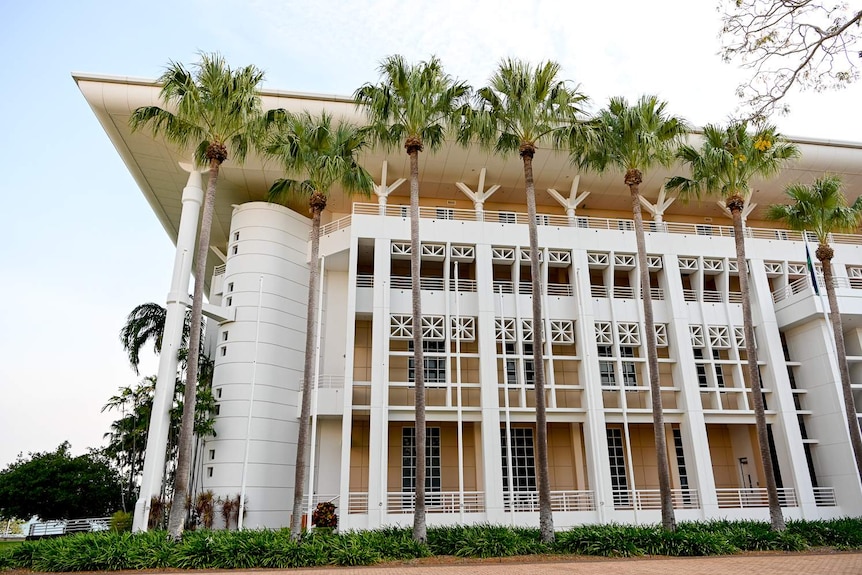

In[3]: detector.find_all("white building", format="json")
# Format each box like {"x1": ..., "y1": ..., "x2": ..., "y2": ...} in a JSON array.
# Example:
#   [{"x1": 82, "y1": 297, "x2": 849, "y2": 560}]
[{"x1": 76, "y1": 74, "x2": 862, "y2": 531}]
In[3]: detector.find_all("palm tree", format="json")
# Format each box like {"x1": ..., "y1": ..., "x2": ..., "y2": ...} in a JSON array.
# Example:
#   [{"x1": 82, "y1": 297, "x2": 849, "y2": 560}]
[
  {"x1": 576, "y1": 95, "x2": 688, "y2": 531},
  {"x1": 666, "y1": 122, "x2": 799, "y2": 531},
  {"x1": 263, "y1": 110, "x2": 373, "y2": 541},
  {"x1": 466, "y1": 59, "x2": 590, "y2": 543},
  {"x1": 767, "y1": 175, "x2": 862, "y2": 480},
  {"x1": 102, "y1": 377, "x2": 157, "y2": 509},
  {"x1": 355, "y1": 55, "x2": 470, "y2": 543},
  {"x1": 130, "y1": 53, "x2": 265, "y2": 540},
  {"x1": 120, "y1": 303, "x2": 191, "y2": 375}
]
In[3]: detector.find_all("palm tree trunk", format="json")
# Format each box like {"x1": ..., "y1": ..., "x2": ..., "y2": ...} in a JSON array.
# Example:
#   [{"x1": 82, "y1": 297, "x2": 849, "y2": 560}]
[
  {"x1": 522, "y1": 150, "x2": 553, "y2": 544},
  {"x1": 290, "y1": 196, "x2": 324, "y2": 540},
  {"x1": 627, "y1": 174, "x2": 675, "y2": 531},
  {"x1": 730, "y1": 198, "x2": 785, "y2": 531},
  {"x1": 167, "y1": 158, "x2": 220, "y2": 541},
  {"x1": 819, "y1": 247, "x2": 862, "y2": 479},
  {"x1": 408, "y1": 147, "x2": 427, "y2": 544}
]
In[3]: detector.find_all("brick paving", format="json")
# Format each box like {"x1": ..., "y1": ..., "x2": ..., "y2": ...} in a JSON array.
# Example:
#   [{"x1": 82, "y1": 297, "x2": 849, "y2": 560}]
[{"x1": 193, "y1": 552, "x2": 862, "y2": 575}]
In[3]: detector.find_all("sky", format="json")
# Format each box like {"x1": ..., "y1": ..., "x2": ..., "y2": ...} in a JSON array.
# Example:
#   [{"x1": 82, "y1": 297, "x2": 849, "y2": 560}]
[{"x1": 1, "y1": 0, "x2": 860, "y2": 469}]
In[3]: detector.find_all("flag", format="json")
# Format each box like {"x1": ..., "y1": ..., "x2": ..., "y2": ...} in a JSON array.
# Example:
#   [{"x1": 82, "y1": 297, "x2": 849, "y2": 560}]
[{"x1": 805, "y1": 236, "x2": 820, "y2": 296}]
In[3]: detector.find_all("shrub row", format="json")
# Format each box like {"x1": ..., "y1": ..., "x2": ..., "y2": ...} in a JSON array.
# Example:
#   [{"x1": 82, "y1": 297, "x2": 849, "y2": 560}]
[{"x1": 2, "y1": 518, "x2": 861, "y2": 572}]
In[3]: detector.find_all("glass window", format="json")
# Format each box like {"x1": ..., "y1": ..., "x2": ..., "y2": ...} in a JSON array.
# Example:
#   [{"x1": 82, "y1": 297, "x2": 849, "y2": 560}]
[{"x1": 408, "y1": 340, "x2": 446, "y2": 383}]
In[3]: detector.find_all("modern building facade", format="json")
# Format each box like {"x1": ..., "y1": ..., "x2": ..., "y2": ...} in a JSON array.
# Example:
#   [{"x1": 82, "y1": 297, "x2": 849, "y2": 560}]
[{"x1": 76, "y1": 74, "x2": 862, "y2": 531}]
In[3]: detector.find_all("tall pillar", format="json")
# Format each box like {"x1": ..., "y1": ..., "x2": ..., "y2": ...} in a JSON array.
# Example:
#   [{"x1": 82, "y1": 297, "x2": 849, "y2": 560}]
[{"x1": 132, "y1": 165, "x2": 203, "y2": 532}]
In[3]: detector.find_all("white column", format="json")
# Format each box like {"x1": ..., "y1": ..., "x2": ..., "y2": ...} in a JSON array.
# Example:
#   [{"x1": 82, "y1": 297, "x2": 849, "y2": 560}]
[
  {"x1": 133, "y1": 165, "x2": 203, "y2": 532},
  {"x1": 367, "y1": 238, "x2": 392, "y2": 527}
]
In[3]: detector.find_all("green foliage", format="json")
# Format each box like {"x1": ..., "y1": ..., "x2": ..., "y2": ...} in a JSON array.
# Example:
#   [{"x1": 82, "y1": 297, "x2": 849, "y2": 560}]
[
  {"x1": 767, "y1": 175, "x2": 862, "y2": 245},
  {"x1": 109, "y1": 511, "x2": 132, "y2": 533},
  {"x1": 2, "y1": 519, "x2": 861, "y2": 571},
  {"x1": 667, "y1": 121, "x2": 799, "y2": 202},
  {"x1": 555, "y1": 524, "x2": 643, "y2": 557},
  {"x1": 354, "y1": 54, "x2": 471, "y2": 152},
  {"x1": 263, "y1": 111, "x2": 374, "y2": 213},
  {"x1": 129, "y1": 52, "x2": 265, "y2": 168},
  {"x1": 427, "y1": 524, "x2": 544, "y2": 558},
  {"x1": 0, "y1": 443, "x2": 123, "y2": 520},
  {"x1": 467, "y1": 59, "x2": 590, "y2": 155}
]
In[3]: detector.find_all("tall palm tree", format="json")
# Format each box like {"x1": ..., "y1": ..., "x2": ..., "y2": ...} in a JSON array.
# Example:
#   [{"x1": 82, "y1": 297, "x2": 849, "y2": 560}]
[
  {"x1": 466, "y1": 58, "x2": 590, "y2": 543},
  {"x1": 576, "y1": 95, "x2": 688, "y2": 531},
  {"x1": 130, "y1": 53, "x2": 265, "y2": 540},
  {"x1": 355, "y1": 55, "x2": 469, "y2": 543},
  {"x1": 263, "y1": 110, "x2": 373, "y2": 541},
  {"x1": 767, "y1": 175, "x2": 862, "y2": 480},
  {"x1": 666, "y1": 122, "x2": 799, "y2": 531}
]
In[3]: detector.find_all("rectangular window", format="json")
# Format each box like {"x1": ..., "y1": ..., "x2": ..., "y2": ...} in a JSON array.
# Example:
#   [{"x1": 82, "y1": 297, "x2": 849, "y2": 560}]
[
  {"x1": 607, "y1": 428, "x2": 629, "y2": 507},
  {"x1": 501, "y1": 427, "x2": 536, "y2": 492},
  {"x1": 693, "y1": 348, "x2": 708, "y2": 387},
  {"x1": 208, "y1": 449, "x2": 215, "y2": 460},
  {"x1": 503, "y1": 342, "x2": 517, "y2": 385},
  {"x1": 600, "y1": 361, "x2": 616, "y2": 386},
  {"x1": 499, "y1": 212, "x2": 516, "y2": 224},
  {"x1": 207, "y1": 467, "x2": 213, "y2": 478},
  {"x1": 227, "y1": 282, "x2": 234, "y2": 293},
  {"x1": 672, "y1": 428, "x2": 691, "y2": 503},
  {"x1": 524, "y1": 359, "x2": 535, "y2": 386},
  {"x1": 408, "y1": 340, "x2": 446, "y2": 383},
  {"x1": 436, "y1": 208, "x2": 454, "y2": 220},
  {"x1": 402, "y1": 427, "x2": 441, "y2": 493},
  {"x1": 712, "y1": 349, "x2": 725, "y2": 388},
  {"x1": 622, "y1": 361, "x2": 637, "y2": 386}
]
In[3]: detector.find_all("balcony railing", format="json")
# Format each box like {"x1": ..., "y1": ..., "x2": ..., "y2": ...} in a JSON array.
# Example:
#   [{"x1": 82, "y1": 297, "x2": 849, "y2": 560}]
[
  {"x1": 343, "y1": 203, "x2": 862, "y2": 245},
  {"x1": 683, "y1": 289, "x2": 742, "y2": 303},
  {"x1": 300, "y1": 494, "x2": 339, "y2": 509},
  {"x1": 502, "y1": 490, "x2": 595, "y2": 512},
  {"x1": 772, "y1": 275, "x2": 858, "y2": 303},
  {"x1": 715, "y1": 487, "x2": 798, "y2": 508},
  {"x1": 813, "y1": 487, "x2": 837, "y2": 507},
  {"x1": 386, "y1": 491, "x2": 485, "y2": 513},
  {"x1": 298, "y1": 375, "x2": 345, "y2": 390},
  {"x1": 347, "y1": 492, "x2": 368, "y2": 514},
  {"x1": 591, "y1": 286, "x2": 664, "y2": 300},
  {"x1": 611, "y1": 489, "x2": 700, "y2": 510}
]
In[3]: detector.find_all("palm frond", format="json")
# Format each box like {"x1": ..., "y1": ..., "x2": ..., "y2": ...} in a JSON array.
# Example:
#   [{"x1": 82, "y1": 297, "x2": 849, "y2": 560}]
[
  {"x1": 767, "y1": 175, "x2": 862, "y2": 244},
  {"x1": 355, "y1": 54, "x2": 471, "y2": 152},
  {"x1": 263, "y1": 110, "x2": 374, "y2": 211},
  {"x1": 130, "y1": 52, "x2": 265, "y2": 167},
  {"x1": 668, "y1": 121, "x2": 799, "y2": 203}
]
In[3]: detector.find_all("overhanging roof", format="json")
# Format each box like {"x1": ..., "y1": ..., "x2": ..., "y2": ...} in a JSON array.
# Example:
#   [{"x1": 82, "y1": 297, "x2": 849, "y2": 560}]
[{"x1": 74, "y1": 72, "x2": 862, "y2": 264}]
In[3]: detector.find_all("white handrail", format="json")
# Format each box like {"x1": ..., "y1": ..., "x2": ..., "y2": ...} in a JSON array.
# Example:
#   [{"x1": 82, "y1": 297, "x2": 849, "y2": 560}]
[{"x1": 349, "y1": 202, "x2": 862, "y2": 245}]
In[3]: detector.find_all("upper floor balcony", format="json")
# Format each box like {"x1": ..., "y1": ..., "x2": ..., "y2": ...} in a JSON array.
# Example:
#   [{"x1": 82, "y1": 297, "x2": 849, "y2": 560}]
[
  {"x1": 772, "y1": 276, "x2": 862, "y2": 328},
  {"x1": 319, "y1": 203, "x2": 862, "y2": 247}
]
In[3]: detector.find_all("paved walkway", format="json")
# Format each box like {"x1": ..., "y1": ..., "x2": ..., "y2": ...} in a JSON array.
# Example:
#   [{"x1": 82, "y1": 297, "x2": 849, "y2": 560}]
[{"x1": 188, "y1": 552, "x2": 862, "y2": 575}]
